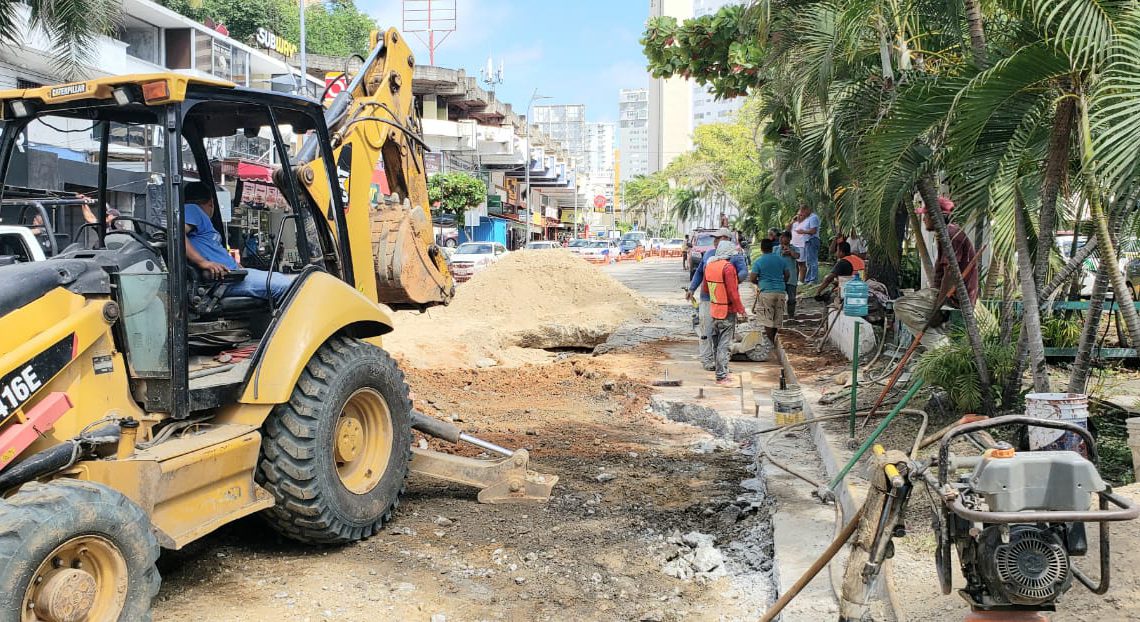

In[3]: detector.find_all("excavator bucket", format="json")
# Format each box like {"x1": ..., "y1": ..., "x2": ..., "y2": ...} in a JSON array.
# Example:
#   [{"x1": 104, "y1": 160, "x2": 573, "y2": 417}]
[
  {"x1": 296, "y1": 27, "x2": 454, "y2": 308},
  {"x1": 372, "y1": 195, "x2": 453, "y2": 306}
]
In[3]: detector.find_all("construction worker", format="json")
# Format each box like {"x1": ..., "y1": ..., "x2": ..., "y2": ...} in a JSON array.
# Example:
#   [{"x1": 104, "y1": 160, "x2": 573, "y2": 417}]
[
  {"x1": 774, "y1": 231, "x2": 799, "y2": 318},
  {"x1": 705, "y1": 240, "x2": 747, "y2": 385},
  {"x1": 894, "y1": 196, "x2": 978, "y2": 349},
  {"x1": 750, "y1": 238, "x2": 791, "y2": 351},
  {"x1": 686, "y1": 228, "x2": 748, "y2": 371},
  {"x1": 815, "y1": 241, "x2": 865, "y2": 297}
]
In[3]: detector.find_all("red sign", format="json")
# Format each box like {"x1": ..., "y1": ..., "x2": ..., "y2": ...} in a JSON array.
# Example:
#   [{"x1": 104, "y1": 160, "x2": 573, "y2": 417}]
[
  {"x1": 323, "y1": 72, "x2": 348, "y2": 105},
  {"x1": 593, "y1": 195, "x2": 606, "y2": 209}
]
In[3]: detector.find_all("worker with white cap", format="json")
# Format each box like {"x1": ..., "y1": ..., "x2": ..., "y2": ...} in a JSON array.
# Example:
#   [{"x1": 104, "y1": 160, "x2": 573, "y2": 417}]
[{"x1": 686, "y1": 228, "x2": 748, "y2": 370}]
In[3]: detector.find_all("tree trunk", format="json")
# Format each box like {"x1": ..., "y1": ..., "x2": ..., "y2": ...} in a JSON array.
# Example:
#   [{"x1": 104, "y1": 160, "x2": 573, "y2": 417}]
[
  {"x1": 1042, "y1": 239, "x2": 1097, "y2": 306},
  {"x1": 963, "y1": 0, "x2": 989, "y2": 68},
  {"x1": 1068, "y1": 268, "x2": 1110, "y2": 393},
  {"x1": 1014, "y1": 197, "x2": 1051, "y2": 392},
  {"x1": 916, "y1": 175, "x2": 995, "y2": 414},
  {"x1": 1079, "y1": 96, "x2": 1140, "y2": 346},
  {"x1": 866, "y1": 202, "x2": 909, "y2": 297},
  {"x1": 1033, "y1": 97, "x2": 1075, "y2": 292},
  {"x1": 1004, "y1": 326, "x2": 1028, "y2": 408},
  {"x1": 999, "y1": 269, "x2": 1016, "y2": 346},
  {"x1": 908, "y1": 209, "x2": 935, "y2": 285}
]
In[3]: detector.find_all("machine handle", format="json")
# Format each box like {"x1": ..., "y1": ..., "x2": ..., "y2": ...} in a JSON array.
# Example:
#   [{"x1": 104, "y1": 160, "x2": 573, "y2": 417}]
[
  {"x1": 946, "y1": 489, "x2": 1138, "y2": 524},
  {"x1": 938, "y1": 414, "x2": 1098, "y2": 487}
]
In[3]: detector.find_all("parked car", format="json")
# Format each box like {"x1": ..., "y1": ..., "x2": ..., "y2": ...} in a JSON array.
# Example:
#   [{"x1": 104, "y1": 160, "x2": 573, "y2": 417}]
[
  {"x1": 526, "y1": 240, "x2": 559, "y2": 250},
  {"x1": 621, "y1": 231, "x2": 649, "y2": 248},
  {"x1": 661, "y1": 238, "x2": 685, "y2": 253},
  {"x1": 1053, "y1": 235, "x2": 1140, "y2": 297},
  {"x1": 619, "y1": 239, "x2": 640, "y2": 256},
  {"x1": 688, "y1": 229, "x2": 718, "y2": 278},
  {"x1": 577, "y1": 239, "x2": 618, "y2": 263},
  {"x1": 0, "y1": 225, "x2": 48, "y2": 265},
  {"x1": 448, "y1": 242, "x2": 508, "y2": 282}
]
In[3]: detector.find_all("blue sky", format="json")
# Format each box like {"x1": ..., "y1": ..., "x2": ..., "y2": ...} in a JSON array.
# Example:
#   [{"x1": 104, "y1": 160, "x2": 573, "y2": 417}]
[{"x1": 358, "y1": 0, "x2": 651, "y2": 125}]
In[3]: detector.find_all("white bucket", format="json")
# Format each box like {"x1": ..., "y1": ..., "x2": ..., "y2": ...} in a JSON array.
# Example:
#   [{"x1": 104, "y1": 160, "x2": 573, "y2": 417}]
[
  {"x1": 1024, "y1": 392, "x2": 1089, "y2": 455},
  {"x1": 772, "y1": 386, "x2": 804, "y2": 426}
]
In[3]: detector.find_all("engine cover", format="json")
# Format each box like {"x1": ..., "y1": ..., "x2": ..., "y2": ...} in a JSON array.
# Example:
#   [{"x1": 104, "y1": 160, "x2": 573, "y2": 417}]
[{"x1": 975, "y1": 525, "x2": 1072, "y2": 607}]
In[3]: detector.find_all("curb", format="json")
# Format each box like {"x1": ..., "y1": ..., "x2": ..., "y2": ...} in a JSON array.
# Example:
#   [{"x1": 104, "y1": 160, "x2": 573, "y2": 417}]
[{"x1": 778, "y1": 346, "x2": 905, "y2": 622}]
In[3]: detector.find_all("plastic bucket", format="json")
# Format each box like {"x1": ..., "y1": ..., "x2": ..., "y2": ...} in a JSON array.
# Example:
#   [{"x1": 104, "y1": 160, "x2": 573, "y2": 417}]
[
  {"x1": 773, "y1": 386, "x2": 804, "y2": 426},
  {"x1": 1024, "y1": 393, "x2": 1089, "y2": 455},
  {"x1": 1127, "y1": 417, "x2": 1140, "y2": 478}
]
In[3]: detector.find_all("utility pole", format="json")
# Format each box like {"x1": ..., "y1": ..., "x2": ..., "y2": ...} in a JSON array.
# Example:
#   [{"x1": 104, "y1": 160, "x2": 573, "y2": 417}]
[
  {"x1": 299, "y1": 0, "x2": 306, "y2": 97},
  {"x1": 525, "y1": 89, "x2": 551, "y2": 242}
]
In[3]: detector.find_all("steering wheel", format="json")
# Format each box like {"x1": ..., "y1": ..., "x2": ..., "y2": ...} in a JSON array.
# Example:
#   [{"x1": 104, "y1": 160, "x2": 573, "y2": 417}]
[{"x1": 73, "y1": 216, "x2": 167, "y2": 253}]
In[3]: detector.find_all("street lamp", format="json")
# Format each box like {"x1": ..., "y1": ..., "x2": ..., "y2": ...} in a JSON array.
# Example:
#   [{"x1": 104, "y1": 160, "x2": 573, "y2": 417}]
[{"x1": 525, "y1": 89, "x2": 552, "y2": 242}]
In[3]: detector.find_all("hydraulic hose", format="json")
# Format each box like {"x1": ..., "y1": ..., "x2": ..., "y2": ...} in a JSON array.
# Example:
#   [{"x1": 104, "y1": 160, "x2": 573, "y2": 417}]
[{"x1": 0, "y1": 423, "x2": 119, "y2": 493}]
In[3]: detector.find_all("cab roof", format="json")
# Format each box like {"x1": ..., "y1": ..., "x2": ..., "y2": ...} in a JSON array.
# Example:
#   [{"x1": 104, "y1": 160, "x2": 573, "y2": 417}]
[{"x1": 0, "y1": 72, "x2": 235, "y2": 106}]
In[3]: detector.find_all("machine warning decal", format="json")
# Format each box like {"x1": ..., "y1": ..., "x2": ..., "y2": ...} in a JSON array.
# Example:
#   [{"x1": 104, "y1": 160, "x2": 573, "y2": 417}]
[
  {"x1": 0, "y1": 334, "x2": 73, "y2": 418},
  {"x1": 92, "y1": 355, "x2": 113, "y2": 375}
]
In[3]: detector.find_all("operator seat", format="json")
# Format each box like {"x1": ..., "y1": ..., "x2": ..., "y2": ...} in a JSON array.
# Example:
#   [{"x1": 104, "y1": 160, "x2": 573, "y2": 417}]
[{"x1": 187, "y1": 267, "x2": 267, "y2": 319}]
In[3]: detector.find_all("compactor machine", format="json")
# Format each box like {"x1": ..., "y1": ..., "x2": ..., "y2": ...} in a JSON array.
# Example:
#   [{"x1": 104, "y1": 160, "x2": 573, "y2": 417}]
[{"x1": 0, "y1": 28, "x2": 554, "y2": 620}]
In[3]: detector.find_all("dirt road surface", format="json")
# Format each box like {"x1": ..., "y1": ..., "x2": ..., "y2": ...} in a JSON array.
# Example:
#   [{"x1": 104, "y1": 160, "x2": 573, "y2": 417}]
[{"x1": 155, "y1": 258, "x2": 774, "y2": 622}]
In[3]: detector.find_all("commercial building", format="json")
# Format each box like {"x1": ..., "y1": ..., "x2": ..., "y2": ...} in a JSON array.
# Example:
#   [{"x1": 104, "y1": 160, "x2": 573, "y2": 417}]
[
  {"x1": 532, "y1": 104, "x2": 587, "y2": 170},
  {"x1": 584, "y1": 122, "x2": 615, "y2": 176},
  {"x1": 618, "y1": 88, "x2": 649, "y2": 181},
  {"x1": 410, "y1": 65, "x2": 583, "y2": 244},
  {"x1": 648, "y1": 0, "x2": 693, "y2": 173}
]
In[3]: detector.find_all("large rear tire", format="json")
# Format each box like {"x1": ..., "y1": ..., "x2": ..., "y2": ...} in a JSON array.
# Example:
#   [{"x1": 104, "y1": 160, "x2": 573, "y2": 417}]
[
  {"x1": 257, "y1": 336, "x2": 412, "y2": 544},
  {"x1": 0, "y1": 479, "x2": 160, "y2": 622}
]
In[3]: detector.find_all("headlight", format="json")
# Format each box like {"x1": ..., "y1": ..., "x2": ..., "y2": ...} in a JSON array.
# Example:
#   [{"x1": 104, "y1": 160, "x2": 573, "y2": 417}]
[{"x1": 10, "y1": 100, "x2": 29, "y2": 118}]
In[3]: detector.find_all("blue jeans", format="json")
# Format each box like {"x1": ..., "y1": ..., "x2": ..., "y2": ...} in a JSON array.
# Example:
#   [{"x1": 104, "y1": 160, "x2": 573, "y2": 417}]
[
  {"x1": 225, "y1": 268, "x2": 293, "y2": 304},
  {"x1": 802, "y1": 237, "x2": 820, "y2": 284}
]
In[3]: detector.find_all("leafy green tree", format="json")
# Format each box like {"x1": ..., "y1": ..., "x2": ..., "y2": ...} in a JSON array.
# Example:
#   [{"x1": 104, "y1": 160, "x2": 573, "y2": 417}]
[
  {"x1": 157, "y1": 0, "x2": 375, "y2": 57},
  {"x1": 427, "y1": 172, "x2": 486, "y2": 225}
]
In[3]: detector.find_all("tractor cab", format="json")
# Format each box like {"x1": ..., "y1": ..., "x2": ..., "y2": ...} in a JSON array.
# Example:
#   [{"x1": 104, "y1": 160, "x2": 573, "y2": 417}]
[{"x1": 0, "y1": 75, "x2": 354, "y2": 419}]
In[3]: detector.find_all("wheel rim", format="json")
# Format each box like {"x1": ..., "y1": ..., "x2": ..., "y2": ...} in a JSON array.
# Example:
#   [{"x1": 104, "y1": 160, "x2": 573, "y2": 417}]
[
  {"x1": 22, "y1": 535, "x2": 128, "y2": 622},
  {"x1": 334, "y1": 387, "x2": 394, "y2": 494}
]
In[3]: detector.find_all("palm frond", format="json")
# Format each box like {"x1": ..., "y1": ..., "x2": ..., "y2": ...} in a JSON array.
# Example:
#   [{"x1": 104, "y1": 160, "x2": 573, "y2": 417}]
[{"x1": 1089, "y1": 7, "x2": 1140, "y2": 194}]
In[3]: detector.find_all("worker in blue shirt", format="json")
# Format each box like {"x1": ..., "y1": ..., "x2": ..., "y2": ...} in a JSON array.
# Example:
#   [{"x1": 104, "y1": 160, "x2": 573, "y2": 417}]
[
  {"x1": 183, "y1": 181, "x2": 293, "y2": 303},
  {"x1": 685, "y1": 228, "x2": 749, "y2": 370}
]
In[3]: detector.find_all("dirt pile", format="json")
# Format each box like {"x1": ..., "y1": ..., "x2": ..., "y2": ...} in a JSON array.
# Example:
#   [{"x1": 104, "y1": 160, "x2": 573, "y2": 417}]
[{"x1": 383, "y1": 249, "x2": 654, "y2": 368}]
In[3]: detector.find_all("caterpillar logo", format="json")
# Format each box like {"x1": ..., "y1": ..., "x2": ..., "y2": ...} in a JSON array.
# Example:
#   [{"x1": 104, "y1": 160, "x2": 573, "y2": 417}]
[
  {"x1": 48, "y1": 83, "x2": 88, "y2": 98},
  {"x1": 256, "y1": 28, "x2": 298, "y2": 58}
]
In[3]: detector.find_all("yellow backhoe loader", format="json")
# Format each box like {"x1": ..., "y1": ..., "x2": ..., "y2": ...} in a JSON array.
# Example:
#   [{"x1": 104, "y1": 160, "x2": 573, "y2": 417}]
[{"x1": 0, "y1": 28, "x2": 555, "y2": 620}]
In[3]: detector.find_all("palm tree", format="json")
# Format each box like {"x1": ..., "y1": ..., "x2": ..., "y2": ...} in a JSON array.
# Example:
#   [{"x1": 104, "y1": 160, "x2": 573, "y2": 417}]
[{"x1": 1, "y1": 0, "x2": 122, "y2": 78}]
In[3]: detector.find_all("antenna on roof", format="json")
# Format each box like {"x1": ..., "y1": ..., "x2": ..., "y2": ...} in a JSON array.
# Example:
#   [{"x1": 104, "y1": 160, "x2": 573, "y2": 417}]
[{"x1": 481, "y1": 54, "x2": 504, "y2": 88}]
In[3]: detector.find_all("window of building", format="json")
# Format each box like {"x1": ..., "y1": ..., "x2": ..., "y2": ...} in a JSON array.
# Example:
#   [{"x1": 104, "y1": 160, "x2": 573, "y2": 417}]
[
  {"x1": 119, "y1": 17, "x2": 160, "y2": 65},
  {"x1": 16, "y1": 78, "x2": 42, "y2": 89}
]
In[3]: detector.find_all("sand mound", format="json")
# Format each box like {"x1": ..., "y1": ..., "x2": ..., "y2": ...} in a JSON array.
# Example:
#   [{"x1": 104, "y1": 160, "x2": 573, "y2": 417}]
[{"x1": 383, "y1": 250, "x2": 654, "y2": 368}]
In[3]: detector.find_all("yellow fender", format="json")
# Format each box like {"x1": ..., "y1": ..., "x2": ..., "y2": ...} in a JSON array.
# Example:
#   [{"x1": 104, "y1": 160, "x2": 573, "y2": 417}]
[{"x1": 239, "y1": 271, "x2": 394, "y2": 405}]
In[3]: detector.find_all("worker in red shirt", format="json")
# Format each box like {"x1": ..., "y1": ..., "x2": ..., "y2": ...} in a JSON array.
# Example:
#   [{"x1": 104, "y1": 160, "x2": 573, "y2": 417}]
[
  {"x1": 704, "y1": 240, "x2": 747, "y2": 385},
  {"x1": 895, "y1": 196, "x2": 978, "y2": 349}
]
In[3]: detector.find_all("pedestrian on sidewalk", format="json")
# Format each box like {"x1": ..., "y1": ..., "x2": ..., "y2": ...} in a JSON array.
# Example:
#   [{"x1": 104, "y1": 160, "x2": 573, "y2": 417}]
[
  {"x1": 751, "y1": 238, "x2": 790, "y2": 352},
  {"x1": 686, "y1": 228, "x2": 748, "y2": 371},
  {"x1": 790, "y1": 203, "x2": 821, "y2": 284},
  {"x1": 705, "y1": 240, "x2": 747, "y2": 385}
]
